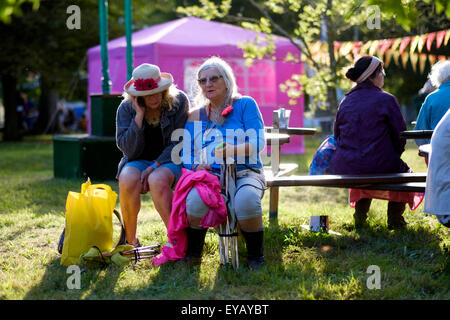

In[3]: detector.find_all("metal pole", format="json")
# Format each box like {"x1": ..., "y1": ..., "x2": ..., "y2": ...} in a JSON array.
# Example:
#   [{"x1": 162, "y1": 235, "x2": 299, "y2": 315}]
[
  {"x1": 98, "y1": 0, "x2": 111, "y2": 94},
  {"x1": 124, "y1": 0, "x2": 133, "y2": 80}
]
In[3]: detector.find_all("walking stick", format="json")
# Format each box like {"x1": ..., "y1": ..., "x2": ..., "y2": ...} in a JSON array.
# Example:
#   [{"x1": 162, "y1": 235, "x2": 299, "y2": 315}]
[{"x1": 219, "y1": 161, "x2": 239, "y2": 269}]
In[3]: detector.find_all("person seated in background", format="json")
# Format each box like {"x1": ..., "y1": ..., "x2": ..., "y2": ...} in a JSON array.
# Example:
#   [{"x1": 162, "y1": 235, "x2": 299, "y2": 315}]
[
  {"x1": 423, "y1": 108, "x2": 450, "y2": 228},
  {"x1": 77, "y1": 113, "x2": 88, "y2": 132},
  {"x1": 412, "y1": 79, "x2": 435, "y2": 121},
  {"x1": 328, "y1": 55, "x2": 423, "y2": 230},
  {"x1": 414, "y1": 60, "x2": 450, "y2": 146}
]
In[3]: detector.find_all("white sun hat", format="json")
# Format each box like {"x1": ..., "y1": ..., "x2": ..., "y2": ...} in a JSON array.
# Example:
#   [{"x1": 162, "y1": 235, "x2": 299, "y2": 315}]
[{"x1": 123, "y1": 63, "x2": 173, "y2": 96}]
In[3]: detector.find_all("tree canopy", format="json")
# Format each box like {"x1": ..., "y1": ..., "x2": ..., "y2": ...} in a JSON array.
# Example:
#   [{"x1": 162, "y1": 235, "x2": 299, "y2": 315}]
[
  {"x1": 177, "y1": 0, "x2": 450, "y2": 117},
  {"x1": 0, "y1": 0, "x2": 186, "y2": 140}
]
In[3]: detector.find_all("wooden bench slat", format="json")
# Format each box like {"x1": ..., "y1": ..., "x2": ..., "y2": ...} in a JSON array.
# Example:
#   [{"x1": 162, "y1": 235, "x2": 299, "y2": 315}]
[
  {"x1": 353, "y1": 182, "x2": 425, "y2": 192},
  {"x1": 267, "y1": 182, "x2": 425, "y2": 192},
  {"x1": 266, "y1": 173, "x2": 427, "y2": 187},
  {"x1": 265, "y1": 173, "x2": 427, "y2": 219},
  {"x1": 265, "y1": 132, "x2": 290, "y2": 145},
  {"x1": 264, "y1": 127, "x2": 317, "y2": 136},
  {"x1": 400, "y1": 130, "x2": 433, "y2": 139}
]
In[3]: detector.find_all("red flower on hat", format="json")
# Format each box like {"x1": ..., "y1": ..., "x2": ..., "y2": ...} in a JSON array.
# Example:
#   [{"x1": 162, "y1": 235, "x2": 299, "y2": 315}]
[
  {"x1": 221, "y1": 105, "x2": 233, "y2": 117},
  {"x1": 134, "y1": 78, "x2": 159, "y2": 91}
]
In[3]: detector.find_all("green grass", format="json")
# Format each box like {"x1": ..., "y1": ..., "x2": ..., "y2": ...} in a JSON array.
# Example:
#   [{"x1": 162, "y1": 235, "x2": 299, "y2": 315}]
[{"x1": 0, "y1": 135, "x2": 448, "y2": 300}]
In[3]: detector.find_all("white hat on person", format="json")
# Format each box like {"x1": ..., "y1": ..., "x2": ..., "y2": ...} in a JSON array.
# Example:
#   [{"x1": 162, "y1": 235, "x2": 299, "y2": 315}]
[{"x1": 123, "y1": 63, "x2": 173, "y2": 96}]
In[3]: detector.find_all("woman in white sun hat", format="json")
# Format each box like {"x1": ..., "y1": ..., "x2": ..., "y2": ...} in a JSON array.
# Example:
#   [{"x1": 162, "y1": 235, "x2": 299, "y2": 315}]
[{"x1": 116, "y1": 63, "x2": 190, "y2": 247}]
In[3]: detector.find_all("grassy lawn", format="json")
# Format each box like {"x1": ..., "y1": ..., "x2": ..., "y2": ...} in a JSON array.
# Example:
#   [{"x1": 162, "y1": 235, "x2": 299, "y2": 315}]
[{"x1": 0, "y1": 135, "x2": 448, "y2": 300}]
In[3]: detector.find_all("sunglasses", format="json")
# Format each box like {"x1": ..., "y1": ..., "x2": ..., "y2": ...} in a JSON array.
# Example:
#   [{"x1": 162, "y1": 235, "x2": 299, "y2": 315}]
[{"x1": 198, "y1": 75, "x2": 223, "y2": 85}]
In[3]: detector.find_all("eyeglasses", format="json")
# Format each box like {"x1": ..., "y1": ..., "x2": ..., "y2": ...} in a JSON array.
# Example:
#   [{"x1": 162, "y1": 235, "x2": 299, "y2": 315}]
[{"x1": 198, "y1": 75, "x2": 223, "y2": 85}]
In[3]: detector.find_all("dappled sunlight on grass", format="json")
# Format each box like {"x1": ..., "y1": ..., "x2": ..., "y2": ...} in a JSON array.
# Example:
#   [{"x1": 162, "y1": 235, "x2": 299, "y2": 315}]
[{"x1": 0, "y1": 138, "x2": 448, "y2": 300}]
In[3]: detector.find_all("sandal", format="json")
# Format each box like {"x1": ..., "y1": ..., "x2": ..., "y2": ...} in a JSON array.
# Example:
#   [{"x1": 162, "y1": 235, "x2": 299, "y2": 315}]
[{"x1": 126, "y1": 238, "x2": 142, "y2": 248}]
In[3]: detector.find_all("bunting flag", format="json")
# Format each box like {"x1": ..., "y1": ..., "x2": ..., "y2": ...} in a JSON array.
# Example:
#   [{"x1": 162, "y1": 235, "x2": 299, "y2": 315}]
[
  {"x1": 391, "y1": 38, "x2": 402, "y2": 52},
  {"x1": 340, "y1": 42, "x2": 353, "y2": 56},
  {"x1": 392, "y1": 51, "x2": 401, "y2": 66},
  {"x1": 384, "y1": 50, "x2": 393, "y2": 68},
  {"x1": 417, "y1": 34, "x2": 427, "y2": 53},
  {"x1": 352, "y1": 41, "x2": 361, "y2": 57},
  {"x1": 369, "y1": 40, "x2": 380, "y2": 56},
  {"x1": 311, "y1": 41, "x2": 322, "y2": 55},
  {"x1": 401, "y1": 52, "x2": 409, "y2": 69},
  {"x1": 380, "y1": 39, "x2": 393, "y2": 54},
  {"x1": 445, "y1": 30, "x2": 450, "y2": 46},
  {"x1": 314, "y1": 28, "x2": 448, "y2": 75},
  {"x1": 428, "y1": 54, "x2": 437, "y2": 66},
  {"x1": 436, "y1": 30, "x2": 446, "y2": 48},
  {"x1": 334, "y1": 42, "x2": 342, "y2": 53},
  {"x1": 409, "y1": 36, "x2": 419, "y2": 55},
  {"x1": 419, "y1": 53, "x2": 428, "y2": 74},
  {"x1": 360, "y1": 40, "x2": 372, "y2": 55},
  {"x1": 410, "y1": 53, "x2": 419, "y2": 72},
  {"x1": 399, "y1": 37, "x2": 411, "y2": 53},
  {"x1": 426, "y1": 32, "x2": 436, "y2": 51}
]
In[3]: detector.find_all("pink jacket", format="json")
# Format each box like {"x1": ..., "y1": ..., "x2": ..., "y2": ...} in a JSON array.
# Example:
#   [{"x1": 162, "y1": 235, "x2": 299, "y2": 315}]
[{"x1": 153, "y1": 168, "x2": 227, "y2": 266}]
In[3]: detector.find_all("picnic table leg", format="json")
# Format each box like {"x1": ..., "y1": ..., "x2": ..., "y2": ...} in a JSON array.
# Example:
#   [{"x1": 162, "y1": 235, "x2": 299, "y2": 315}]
[{"x1": 269, "y1": 186, "x2": 279, "y2": 219}]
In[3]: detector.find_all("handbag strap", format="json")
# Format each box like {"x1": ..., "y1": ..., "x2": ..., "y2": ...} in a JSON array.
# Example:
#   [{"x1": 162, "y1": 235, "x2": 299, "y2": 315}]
[
  {"x1": 113, "y1": 209, "x2": 127, "y2": 247},
  {"x1": 58, "y1": 208, "x2": 127, "y2": 254}
]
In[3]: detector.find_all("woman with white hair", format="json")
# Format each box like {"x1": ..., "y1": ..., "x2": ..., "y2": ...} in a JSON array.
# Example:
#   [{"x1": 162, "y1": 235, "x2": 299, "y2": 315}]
[
  {"x1": 116, "y1": 63, "x2": 189, "y2": 247},
  {"x1": 414, "y1": 60, "x2": 450, "y2": 146},
  {"x1": 179, "y1": 56, "x2": 266, "y2": 270}
]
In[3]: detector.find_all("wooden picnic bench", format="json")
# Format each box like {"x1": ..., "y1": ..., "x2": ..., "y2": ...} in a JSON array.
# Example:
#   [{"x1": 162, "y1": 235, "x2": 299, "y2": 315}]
[
  {"x1": 262, "y1": 125, "x2": 430, "y2": 219},
  {"x1": 265, "y1": 172, "x2": 427, "y2": 219},
  {"x1": 400, "y1": 130, "x2": 434, "y2": 139},
  {"x1": 263, "y1": 126, "x2": 317, "y2": 214}
]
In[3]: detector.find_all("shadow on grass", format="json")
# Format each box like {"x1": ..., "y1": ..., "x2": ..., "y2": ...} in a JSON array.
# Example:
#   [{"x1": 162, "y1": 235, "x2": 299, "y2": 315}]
[
  {"x1": 22, "y1": 221, "x2": 449, "y2": 300},
  {"x1": 23, "y1": 257, "x2": 124, "y2": 300},
  {"x1": 218, "y1": 221, "x2": 448, "y2": 299}
]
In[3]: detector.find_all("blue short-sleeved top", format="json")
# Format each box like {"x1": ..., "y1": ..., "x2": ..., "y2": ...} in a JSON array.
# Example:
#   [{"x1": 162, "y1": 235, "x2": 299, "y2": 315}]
[{"x1": 182, "y1": 96, "x2": 266, "y2": 174}]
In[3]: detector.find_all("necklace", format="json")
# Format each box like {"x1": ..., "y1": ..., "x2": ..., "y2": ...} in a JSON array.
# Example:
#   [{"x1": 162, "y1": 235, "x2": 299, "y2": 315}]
[
  {"x1": 208, "y1": 104, "x2": 225, "y2": 124},
  {"x1": 145, "y1": 108, "x2": 161, "y2": 126}
]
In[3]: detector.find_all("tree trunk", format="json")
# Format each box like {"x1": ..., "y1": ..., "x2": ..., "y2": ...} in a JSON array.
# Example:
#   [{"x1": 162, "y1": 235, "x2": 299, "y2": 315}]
[
  {"x1": 1, "y1": 74, "x2": 22, "y2": 141},
  {"x1": 33, "y1": 75, "x2": 59, "y2": 134},
  {"x1": 323, "y1": 0, "x2": 338, "y2": 134}
]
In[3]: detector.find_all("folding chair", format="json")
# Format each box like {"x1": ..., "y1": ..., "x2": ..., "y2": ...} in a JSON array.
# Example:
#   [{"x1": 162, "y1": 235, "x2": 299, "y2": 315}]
[{"x1": 217, "y1": 162, "x2": 239, "y2": 269}]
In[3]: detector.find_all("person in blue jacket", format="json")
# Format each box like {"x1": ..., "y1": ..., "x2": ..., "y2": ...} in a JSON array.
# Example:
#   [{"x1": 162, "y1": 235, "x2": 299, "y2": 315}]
[
  {"x1": 414, "y1": 60, "x2": 450, "y2": 146},
  {"x1": 116, "y1": 63, "x2": 189, "y2": 247}
]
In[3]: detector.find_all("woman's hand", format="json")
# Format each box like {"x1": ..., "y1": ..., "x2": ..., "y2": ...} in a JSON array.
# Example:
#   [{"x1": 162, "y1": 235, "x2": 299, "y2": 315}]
[
  {"x1": 131, "y1": 96, "x2": 145, "y2": 128},
  {"x1": 214, "y1": 142, "x2": 252, "y2": 159},
  {"x1": 139, "y1": 166, "x2": 155, "y2": 194},
  {"x1": 194, "y1": 164, "x2": 212, "y2": 172},
  {"x1": 213, "y1": 142, "x2": 235, "y2": 159},
  {"x1": 131, "y1": 96, "x2": 145, "y2": 116}
]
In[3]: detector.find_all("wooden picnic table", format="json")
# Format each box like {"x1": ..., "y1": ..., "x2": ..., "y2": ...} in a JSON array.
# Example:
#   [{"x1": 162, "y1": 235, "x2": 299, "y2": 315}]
[
  {"x1": 264, "y1": 132, "x2": 291, "y2": 146},
  {"x1": 264, "y1": 126, "x2": 317, "y2": 136},
  {"x1": 263, "y1": 126, "x2": 317, "y2": 218},
  {"x1": 400, "y1": 130, "x2": 434, "y2": 139}
]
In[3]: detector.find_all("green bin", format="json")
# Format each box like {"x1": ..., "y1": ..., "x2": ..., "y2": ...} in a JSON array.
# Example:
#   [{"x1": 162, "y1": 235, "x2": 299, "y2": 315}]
[
  {"x1": 53, "y1": 134, "x2": 122, "y2": 180},
  {"x1": 90, "y1": 94, "x2": 123, "y2": 137}
]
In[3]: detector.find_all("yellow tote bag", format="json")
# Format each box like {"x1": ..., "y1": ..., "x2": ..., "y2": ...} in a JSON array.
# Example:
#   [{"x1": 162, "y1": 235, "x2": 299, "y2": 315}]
[{"x1": 61, "y1": 179, "x2": 118, "y2": 266}]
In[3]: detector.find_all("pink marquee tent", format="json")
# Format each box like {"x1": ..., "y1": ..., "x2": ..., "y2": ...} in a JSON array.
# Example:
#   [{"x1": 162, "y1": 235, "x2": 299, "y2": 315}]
[{"x1": 87, "y1": 16, "x2": 305, "y2": 153}]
